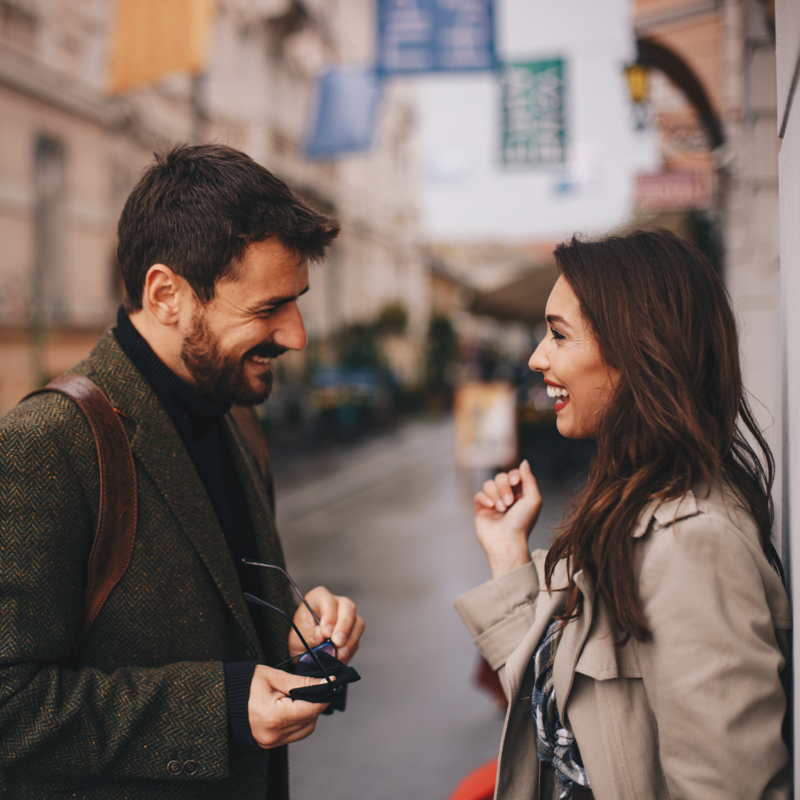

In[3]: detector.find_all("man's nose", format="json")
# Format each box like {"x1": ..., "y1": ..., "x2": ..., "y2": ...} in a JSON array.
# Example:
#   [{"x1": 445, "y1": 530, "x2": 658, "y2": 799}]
[{"x1": 274, "y1": 301, "x2": 308, "y2": 352}]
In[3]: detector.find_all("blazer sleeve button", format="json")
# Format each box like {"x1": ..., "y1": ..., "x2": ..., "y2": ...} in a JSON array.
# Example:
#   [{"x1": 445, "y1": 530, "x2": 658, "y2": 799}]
[
  {"x1": 167, "y1": 760, "x2": 183, "y2": 775},
  {"x1": 183, "y1": 760, "x2": 199, "y2": 776}
]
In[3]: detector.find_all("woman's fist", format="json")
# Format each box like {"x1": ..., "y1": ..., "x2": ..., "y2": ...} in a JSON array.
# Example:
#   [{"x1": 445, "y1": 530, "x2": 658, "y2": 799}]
[{"x1": 474, "y1": 459, "x2": 542, "y2": 579}]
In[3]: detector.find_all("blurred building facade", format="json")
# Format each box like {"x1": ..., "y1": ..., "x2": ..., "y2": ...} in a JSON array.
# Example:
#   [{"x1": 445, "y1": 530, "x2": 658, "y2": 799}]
[
  {"x1": 631, "y1": 0, "x2": 781, "y2": 516},
  {"x1": 0, "y1": 0, "x2": 429, "y2": 415}
]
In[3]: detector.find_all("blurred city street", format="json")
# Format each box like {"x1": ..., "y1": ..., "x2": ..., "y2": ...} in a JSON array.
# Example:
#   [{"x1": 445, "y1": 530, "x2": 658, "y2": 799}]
[
  {"x1": 274, "y1": 416, "x2": 568, "y2": 800},
  {"x1": 2, "y1": 0, "x2": 800, "y2": 795}
]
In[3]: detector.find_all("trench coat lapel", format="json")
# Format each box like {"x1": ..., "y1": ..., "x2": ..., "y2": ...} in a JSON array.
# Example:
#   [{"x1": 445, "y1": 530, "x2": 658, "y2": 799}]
[
  {"x1": 552, "y1": 500, "x2": 663, "y2": 722},
  {"x1": 85, "y1": 331, "x2": 257, "y2": 642},
  {"x1": 503, "y1": 585, "x2": 566, "y2": 701},
  {"x1": 553, "y1": 570, "x2": 595, "y2": 725}
]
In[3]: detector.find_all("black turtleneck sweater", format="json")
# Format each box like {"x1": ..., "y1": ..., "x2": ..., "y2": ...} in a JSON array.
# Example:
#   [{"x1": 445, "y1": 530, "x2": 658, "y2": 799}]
[{"x1": 114, "y1": 306, "x2": 260, "y2": 748}]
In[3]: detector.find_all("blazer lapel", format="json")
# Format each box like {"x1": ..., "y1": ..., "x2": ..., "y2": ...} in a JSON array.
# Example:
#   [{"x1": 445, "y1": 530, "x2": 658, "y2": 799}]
[
  {"x1": 83, "y1": 330, "x2": 257, "y2": 642},
  {"x1": 222, "y1": 415, "x2": 286, "y2": 571},
  {"x1": 223, "y1": 414, "x2": 293, "y2": 664}
]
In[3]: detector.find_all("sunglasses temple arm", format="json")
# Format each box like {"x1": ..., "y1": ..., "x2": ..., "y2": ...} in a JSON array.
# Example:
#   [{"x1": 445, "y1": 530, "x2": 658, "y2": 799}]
[
  {"x1": 241, "y1": 560, "x2": 321, "y2": 626},
  {"x1": 243, "y1": 593, "x2": 333, "y2": 686}
]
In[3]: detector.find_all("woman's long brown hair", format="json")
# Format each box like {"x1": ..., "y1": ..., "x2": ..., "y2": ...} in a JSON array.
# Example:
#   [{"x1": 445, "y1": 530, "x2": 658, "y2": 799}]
[{"x1": 544, "y1": 229, "x2": 780, "y2": 642}]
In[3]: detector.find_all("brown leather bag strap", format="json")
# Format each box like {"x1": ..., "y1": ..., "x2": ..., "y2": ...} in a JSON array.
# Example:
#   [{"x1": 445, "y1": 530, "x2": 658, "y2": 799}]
[
  {"x1": 229, "y1": 405, "x2": 274, "y2": 506},
  {"x1": 24, "y1": 374, "x2": 137, "y2": 642}
]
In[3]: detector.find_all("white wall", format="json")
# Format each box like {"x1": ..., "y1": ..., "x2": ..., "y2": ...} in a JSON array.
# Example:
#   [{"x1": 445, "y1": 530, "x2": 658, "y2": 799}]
[
  {"x1": 418, "y1": 0, "x2": 660, "y2": 242},
  {"x1": 722, "y1": 0, "x2": 783, "y2": 537},
  {"x1": 776, "y1": 0, "x2": 800, "y2": 787}
]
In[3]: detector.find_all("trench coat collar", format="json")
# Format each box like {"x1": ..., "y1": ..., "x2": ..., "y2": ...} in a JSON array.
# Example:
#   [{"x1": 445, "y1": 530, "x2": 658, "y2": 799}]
[
  {"x1": 632, "y1": 491, "x2": 700, "y2": 538},
  {"x1": 73, "y1": 328, "x2": 260, "y2": 647},
  {"x1": 553, "y1": 491, "x2": 702, "y2": 721}
]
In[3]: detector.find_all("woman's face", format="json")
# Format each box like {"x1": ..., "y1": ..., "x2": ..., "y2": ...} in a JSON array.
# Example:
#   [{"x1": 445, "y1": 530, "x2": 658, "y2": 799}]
[{"x1": 529, "y1": 276, "x2": 620, "y2": 439}]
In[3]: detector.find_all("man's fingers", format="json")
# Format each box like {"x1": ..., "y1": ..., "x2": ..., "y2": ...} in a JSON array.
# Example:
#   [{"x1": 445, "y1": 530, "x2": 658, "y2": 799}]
[
  {"x1": 290, "y1": 601, "x2": 324, "y2": 649},
  {"x1": 306, "y1": 587, "x2": 339, "y2": 639},
  {"x1": 277, "y1": 719, "x2": 320, "y2": 746},
  {"x1": 248, "y1": 665, "x2": 329, "y2": 748},
  {"x1": 252, "y1": 705, "x2": 323, "y2": 748},
  {"x1": 330, "y1": 596, "x2": 357, "y2": 648},
  {"x1": 301, "y1": 587, "x2": 362, "y2": 659},
  {"x1": 267, "y1": 666, "x2": 324, "y2": 694},
  {"x1": 338, "y1": 613, "x2": 365, "y2": 662}
]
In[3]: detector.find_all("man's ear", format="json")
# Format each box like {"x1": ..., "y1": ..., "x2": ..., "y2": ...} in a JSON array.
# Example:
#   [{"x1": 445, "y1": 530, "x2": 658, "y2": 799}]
[{"x1": 142, "y1": 264, "x2": 187, "y2": 326}]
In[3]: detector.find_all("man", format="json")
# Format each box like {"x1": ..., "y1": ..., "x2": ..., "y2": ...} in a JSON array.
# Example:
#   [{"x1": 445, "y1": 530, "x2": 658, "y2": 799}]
[{"x1": 0, "y1": 144, "x2": 364, "y2": 799}]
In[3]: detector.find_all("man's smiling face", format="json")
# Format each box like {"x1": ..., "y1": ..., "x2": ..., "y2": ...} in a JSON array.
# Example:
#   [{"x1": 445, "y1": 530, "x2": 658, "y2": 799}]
[{"x1": 180, "y1": 237, "x2": 309, "y2": 406}]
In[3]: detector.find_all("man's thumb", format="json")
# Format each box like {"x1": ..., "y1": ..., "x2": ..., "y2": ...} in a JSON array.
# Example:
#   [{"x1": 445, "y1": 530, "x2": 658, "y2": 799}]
[{"x1": 266, "y1": 667, "x2": 329, "y2": 696}]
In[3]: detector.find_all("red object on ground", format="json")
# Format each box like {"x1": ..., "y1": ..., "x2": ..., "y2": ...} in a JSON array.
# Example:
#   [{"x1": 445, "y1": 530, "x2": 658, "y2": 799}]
[{"x1": 447, "y1": 757, "x2": 498, "y2": 800}]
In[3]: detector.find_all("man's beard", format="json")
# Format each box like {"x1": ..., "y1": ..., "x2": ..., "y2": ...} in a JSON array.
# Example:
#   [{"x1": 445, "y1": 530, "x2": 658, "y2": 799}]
[{"x1": 180, "y1": 312, "x2": 287, "y2": 407}]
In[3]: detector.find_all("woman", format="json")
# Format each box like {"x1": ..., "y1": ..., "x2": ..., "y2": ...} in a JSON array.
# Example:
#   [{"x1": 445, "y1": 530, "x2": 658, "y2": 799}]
[{"x1": 455, "y1": 230, "x2": 791, "y2": 800}]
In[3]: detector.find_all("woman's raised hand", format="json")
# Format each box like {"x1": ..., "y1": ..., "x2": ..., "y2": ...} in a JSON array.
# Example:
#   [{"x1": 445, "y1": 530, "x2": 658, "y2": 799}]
[{"x1": 474, "y1": 459, "x2": 542, "y2": 579}]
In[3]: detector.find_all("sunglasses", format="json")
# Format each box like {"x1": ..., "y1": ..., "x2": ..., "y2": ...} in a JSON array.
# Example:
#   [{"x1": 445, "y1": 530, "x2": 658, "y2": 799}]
[{"x1": 241, "y1": 560, "x2": 341, "y2": 692}]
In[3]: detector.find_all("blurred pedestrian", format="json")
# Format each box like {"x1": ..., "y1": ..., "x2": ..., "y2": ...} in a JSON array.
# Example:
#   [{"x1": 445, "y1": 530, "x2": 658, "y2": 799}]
[
  {"x1": 0, "y1": 144, "x2": 364, "y2": 799},
  {"x1": 455, "y1": 230, "x2": 790, "y2": 800}
]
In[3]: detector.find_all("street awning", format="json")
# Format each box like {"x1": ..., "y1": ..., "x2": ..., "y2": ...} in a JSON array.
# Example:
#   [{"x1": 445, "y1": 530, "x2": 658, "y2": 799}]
[{"x1": 468, "y1": 262, "x2": 559, "y2": 325}]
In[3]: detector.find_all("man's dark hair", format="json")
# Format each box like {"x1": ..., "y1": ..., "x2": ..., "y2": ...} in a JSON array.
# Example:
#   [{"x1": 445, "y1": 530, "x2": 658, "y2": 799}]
[{"x1": 117, "y1": 143, "x2": 340, "y2": 308}]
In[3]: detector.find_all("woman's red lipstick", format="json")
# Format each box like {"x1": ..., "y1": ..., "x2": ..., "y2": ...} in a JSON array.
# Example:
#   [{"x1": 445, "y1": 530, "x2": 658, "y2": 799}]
[{"x1": 543, "y1": 379, "x2": 570, "y2": 412}]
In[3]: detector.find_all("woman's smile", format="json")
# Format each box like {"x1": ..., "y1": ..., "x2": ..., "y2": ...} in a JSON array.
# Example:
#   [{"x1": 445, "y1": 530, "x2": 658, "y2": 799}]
[{"x1": 544, "y1": 379, "x2": 571, "y2": 412}]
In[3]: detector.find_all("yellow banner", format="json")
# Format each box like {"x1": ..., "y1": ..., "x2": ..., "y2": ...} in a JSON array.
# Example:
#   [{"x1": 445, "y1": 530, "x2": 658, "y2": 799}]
[{"x1": 109, "y1": 0, "x2": 217, "y2": 95}]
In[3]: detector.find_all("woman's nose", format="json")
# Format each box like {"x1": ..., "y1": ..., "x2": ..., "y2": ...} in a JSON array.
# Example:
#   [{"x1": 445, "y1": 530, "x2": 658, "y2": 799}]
[{"x1": 528, "y1": 337, "x2": 548, "y2": 372}]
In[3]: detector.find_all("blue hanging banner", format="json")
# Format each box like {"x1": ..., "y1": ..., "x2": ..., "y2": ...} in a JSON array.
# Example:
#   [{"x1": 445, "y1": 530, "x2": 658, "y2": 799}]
[
  {"x1": 306, "y1": 67, "x2": 383, "y2": 160},
  {"x1": 377, "y1": 0, "x2": 496, "y2": 75}
]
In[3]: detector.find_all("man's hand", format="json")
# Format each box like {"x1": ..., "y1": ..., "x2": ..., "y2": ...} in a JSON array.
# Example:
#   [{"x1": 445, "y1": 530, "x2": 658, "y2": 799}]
[
  {"x1": 288, "y1": 587, "x2": 364, "y2": 664},
  {"x1": 248, "y1": 665, "x2": 330, "y2": 748},
  {"x1": 474, "y1": 459, "x2": 542, "y2": 579}
]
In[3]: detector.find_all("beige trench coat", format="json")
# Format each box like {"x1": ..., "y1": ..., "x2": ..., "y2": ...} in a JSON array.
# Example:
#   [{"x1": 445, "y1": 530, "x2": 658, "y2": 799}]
[{"x1": 454, "y1": 485, "x2": 792, "y2": 800}]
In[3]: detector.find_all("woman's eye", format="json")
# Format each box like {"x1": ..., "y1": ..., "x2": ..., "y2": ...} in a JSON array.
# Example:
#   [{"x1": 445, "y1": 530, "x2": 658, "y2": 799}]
[{"x1": 550, "y1": 328, "x2": 565, "y2": 341}]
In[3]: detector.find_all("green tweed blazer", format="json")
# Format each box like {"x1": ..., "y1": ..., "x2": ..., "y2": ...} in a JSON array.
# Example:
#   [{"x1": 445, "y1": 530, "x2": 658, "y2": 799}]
[{"x1": 0, "y1": 329, "x2": 296, "y2": 799}]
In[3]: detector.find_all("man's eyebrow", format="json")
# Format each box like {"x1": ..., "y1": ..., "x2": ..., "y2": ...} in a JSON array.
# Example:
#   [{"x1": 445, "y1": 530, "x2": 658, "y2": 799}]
[
  {"x1": 546, "y1": 314, "x2": 572, "y2": 329},
  {"x1": 248, "y1": 284, "x2": 310, "y2": 312}
]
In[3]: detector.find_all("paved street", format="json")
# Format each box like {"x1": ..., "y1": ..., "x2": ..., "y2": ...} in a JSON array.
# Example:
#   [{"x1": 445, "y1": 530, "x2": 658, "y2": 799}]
[{"x1": 273, "y1": 417, "x2": 570, "y2": 800}]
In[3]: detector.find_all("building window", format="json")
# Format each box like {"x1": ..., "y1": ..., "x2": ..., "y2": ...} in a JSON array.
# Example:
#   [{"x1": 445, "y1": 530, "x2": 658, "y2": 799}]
[{"x1": 0, "y1": 1, "x2": 37, "y2": 52}]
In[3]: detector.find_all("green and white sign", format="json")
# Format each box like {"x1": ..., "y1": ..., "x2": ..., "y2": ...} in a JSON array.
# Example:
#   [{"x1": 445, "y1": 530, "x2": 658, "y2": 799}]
[{"x1": 501, "y1": 59, "x2": 566, "y2": 167}]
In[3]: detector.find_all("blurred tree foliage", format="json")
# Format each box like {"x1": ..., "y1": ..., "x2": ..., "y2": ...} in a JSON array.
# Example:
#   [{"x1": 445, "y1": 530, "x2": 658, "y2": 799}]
[
  {"x1": 337, "y1": 324, "x2": 383, "y2": 368},
  {"x1": 425, "y1": 314, "x2": 459, "y2": 393},
  {"x1": 376, "y1": 302, "x2": 409, "y2": 335}
]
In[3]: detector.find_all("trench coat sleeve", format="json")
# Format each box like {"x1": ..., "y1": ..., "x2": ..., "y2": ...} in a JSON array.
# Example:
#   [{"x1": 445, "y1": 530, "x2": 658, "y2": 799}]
[
  {"x1": 454, "y1": 559, "x2": 540, "y2": 672},
  {"x1": 635, "y1": 517, "x2": 790, "y2": 800},
  {"x1": 0, "y1": 409, "x2": 229, "y2": 782}
]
